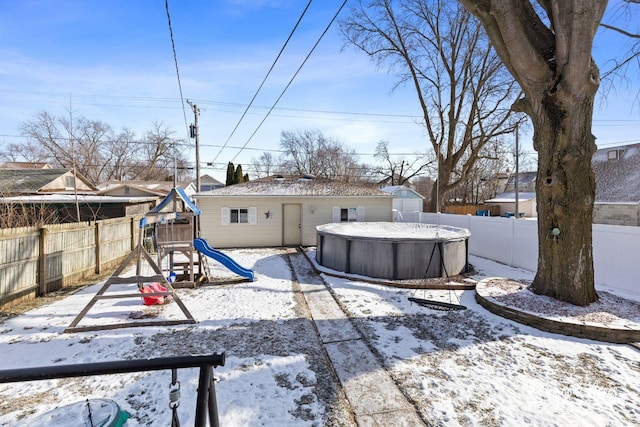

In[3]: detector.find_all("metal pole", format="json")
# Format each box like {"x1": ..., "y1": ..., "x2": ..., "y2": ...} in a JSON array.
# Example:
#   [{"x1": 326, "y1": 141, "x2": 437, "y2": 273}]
[
  {"x1": 515, "y1": 123, "x2": 520, "y2": 218},
  {"x1": 187, "y1": 100, "x2": 201, "y2": 193},
  {"x1": 208, "y1": 366, "x2": 220, "y2": 427},
  {"x1": 194, "y1": 365, "x2": 212, "y2": 427},
  {"x1": 0, "y1": 353, "x2": 225, "y2": 383}
]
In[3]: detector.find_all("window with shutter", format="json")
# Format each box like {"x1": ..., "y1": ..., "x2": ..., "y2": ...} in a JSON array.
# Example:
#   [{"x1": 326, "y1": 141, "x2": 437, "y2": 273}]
[
  {"x1": 221, "y1": 207, "x2": 230, "y2": 225},
  {"x1": 332, "y1": 207, "x2": 340, "y2": 223}
]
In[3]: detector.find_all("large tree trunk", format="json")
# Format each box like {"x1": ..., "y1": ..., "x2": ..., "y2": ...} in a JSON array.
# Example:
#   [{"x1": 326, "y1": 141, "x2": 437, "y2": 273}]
[
  {"x1": 458, "y1": 0, "x2": 607, "y2": 306},
  {"x1": 532, "y1": 96, "x2": 598, "y2": 305}
]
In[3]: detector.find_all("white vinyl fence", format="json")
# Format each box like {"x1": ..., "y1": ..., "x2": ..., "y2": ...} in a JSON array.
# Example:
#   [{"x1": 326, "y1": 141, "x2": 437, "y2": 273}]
[{"x1": 404, "y1": 212, "x2": 640, "y2": 295}]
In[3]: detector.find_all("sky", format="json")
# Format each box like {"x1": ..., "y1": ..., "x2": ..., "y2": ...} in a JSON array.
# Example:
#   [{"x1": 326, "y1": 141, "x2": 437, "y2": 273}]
[{"x1": 0, "y1": 0, "x2": 639, "y2": 183}]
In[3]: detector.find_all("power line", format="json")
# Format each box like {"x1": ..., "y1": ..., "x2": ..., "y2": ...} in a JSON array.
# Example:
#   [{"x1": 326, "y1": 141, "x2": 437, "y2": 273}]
[
  {"x1": 0, "y1": 89, "x2": 424, "y2": 123},
  {"x1": 164, "y1": 0, "x2": 190, "y2": 140},
  {"x1": 230, "y1": 0, "x2": 349, "y2": 163},
  {"x1": 211, "y1": 0, "x2": 314, "y2": 164}
]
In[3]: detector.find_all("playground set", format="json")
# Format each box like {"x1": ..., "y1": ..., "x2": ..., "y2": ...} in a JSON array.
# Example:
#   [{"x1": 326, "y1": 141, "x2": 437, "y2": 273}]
[{"x1": 65, "y1": 187, "x2": 254, "y2": 333}]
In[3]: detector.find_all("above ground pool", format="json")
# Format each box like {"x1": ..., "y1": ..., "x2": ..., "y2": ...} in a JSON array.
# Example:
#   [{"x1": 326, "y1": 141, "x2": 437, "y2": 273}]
[{"x1": 316, "y1": 222, "x2": 470, "y2": 280}]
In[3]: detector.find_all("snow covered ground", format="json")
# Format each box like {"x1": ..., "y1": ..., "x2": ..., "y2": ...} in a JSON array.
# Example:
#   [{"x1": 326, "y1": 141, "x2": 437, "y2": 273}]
[{"x1": 0, "y1": 248, "x2": 638, "y2": 426}]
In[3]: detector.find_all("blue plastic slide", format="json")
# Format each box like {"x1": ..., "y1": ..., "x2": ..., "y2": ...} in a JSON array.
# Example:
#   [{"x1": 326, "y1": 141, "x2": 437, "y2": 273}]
[{"x1": 194, "y1": 238, "x2": 255, "y2": 282}]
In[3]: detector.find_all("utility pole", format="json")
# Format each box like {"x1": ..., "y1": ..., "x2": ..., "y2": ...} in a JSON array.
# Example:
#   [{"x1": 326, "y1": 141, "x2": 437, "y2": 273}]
[
  {"x1": 187, "y1": 100, "x2": 201, "y2": 193},
  {"x1": 68, "y1": 95, "x2": 81, "y2": 223}
]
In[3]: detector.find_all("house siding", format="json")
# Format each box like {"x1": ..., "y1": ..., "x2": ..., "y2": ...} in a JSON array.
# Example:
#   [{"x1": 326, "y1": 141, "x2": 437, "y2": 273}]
[
  {"x1": 593, "y1": 203, "x2": 640, "y2": 226},
  {"x1": 198, "y1": 196, "x2": 392, "y2": 248},
  {"x1": 42, "y1": 172, "x2": 94, "y2": 192}
]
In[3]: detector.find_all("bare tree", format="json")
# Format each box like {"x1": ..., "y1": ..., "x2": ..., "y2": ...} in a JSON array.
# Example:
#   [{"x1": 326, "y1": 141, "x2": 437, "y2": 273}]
[
  {"x1": 412, "y1": 175, "x2": 434, "y2": 209},
  {"x1": 342, "y1": 0, "x2": 522, "y2": 212},
  {"x1": 0, "y1": 198, "x2": 57, "y2": 228},
  {"x1": 599, "y1": 0, "x2": 640, "y2": 90},
  {"x1": 448, "y1": 137, "x2": 513, "y2": 204},
  {"x1": 458, "y1": 0, "x2": 607, "y2": 305},
  {"x1": 251, "y1": 152, "x2": 277, "y2": 178},
  {"x1": 13, "y1": 112, "x2": 190, "y2": 184},
  {"x1": 19, "y1": 112, "x2": 112, "y2": 183},
  {"x1": 279, "y1": 129, "x2": 362, "y2": 181},
  {"x1": 135, "y1": 121, "x2": 189, "y2": 181},
  {"x1": 373, "y1": 141, "x2": 433, "y2": 186}
]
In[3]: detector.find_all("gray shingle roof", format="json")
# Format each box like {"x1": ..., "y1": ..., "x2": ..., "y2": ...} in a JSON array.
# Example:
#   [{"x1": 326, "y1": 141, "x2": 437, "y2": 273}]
[
  {"x1": 194, "y1": 175, "x2": 392, "y2": 197},
  {"x1": 593, "y1": 143, "x2": 640, "y2": 203},
  {"x1": 0, "y1": 168, "x2": 72, "y2": 193}
]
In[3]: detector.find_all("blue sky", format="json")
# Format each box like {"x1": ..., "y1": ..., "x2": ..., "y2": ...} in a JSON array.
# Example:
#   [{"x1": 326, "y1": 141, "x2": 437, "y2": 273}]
[{"x1": 1, "y1": 0, "x2": 639, "y2": 182}]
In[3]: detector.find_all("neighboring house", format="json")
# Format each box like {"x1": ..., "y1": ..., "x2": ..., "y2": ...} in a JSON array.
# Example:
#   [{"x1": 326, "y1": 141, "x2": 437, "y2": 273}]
[
  {"x1": 484, "y1": 171, "x2": 538, "y2": 217},
  {"x1": 484, "y1": 143, "x2": 640, "y2": 224},
  {"x1": 194, "y1": 174, "x2": 394, "y2": 248},
  {"x1": 0, "y1": 168, "x2": 96, "y2": 195},
  {"x1": 504, "y1": 171, "x2": 537, "y2": 192},
  {"x1": 592, "y1": 143, "x2": 640, "y2": 226},
  {"x1": 194, "y1": 174, "x2": 225, "y2": 192},
  {"x1": 0, "y1": 169, "x2": 156, "y2": 224},
  {"x1": 0, "y1": 161, "x2": 51, "y2": 169},
  {"x1": 0, "y1": 194, "x2": 157, "y2": 223},
  {"x1": 97, "y1": 180, "x2": 197, "y2": 198},
  {"x1": 484, "y1": 192, "x2": 537, "y2": 217},
  {"x1": 380, "y1": 185, "x2": 425, "y2": 221}
]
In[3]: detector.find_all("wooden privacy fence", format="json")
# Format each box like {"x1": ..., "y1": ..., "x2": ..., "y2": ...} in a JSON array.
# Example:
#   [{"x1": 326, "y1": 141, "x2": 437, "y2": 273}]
[
  {"x1": 0, "y1": 216, "x2": 143, "y2": 307},
  {"x1": 445, "y1": 204, "x2": 501, "y2": 216}
]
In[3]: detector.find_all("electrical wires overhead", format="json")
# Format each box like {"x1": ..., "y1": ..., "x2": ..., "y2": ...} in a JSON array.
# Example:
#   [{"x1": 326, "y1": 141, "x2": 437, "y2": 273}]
[
  {"x1": 229, "y1": 0, "x2": 349, "y2": 163},
  {"x1": 164, "y1": 0, "x2": 190, "y2": 141},
  {"x1": 211, "y1": 0, "x2": 314, "y2": 164}
]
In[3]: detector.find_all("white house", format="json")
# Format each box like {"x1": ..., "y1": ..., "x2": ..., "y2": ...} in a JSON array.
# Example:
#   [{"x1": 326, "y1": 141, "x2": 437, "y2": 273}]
[
  {"x1": 193, "y1": 175, "x2": 393, "y2": 248},
  {"x1": 484, "y1": 143, "x2": 640, "y2": 224}
]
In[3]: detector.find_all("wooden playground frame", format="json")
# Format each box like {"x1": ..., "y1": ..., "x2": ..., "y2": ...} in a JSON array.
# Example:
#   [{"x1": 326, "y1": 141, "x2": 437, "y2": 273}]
[
  {"x1": 64, "y1": 211, "x2": 197, "y2": 333},
  {"x1": 65, "y1": 187, "x2": 205, "y2": 333}
]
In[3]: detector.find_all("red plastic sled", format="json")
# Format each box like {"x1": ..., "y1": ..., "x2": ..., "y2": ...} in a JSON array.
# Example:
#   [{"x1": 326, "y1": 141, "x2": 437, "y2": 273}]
[{"x1": 140, "y1": 282, "x2": 170, "y2": 305}]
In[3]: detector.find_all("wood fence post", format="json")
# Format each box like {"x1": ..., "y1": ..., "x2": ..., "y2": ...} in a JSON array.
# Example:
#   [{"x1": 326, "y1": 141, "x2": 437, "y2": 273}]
[
  {"x1": 95, "y1": 221, "x2": 102, "y2": 274},
  {"x1": 131, "y1": 217, "x2": 136, "y2": 250},
  {"x1": 38, "y1": 227, "x2": 48, "y2": 296}
]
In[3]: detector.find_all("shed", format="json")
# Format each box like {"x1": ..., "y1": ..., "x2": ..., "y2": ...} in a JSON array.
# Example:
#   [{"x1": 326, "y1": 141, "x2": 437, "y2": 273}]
[
  {"x1": 193, "y1": 175, "x2": 393, "y2": 248},
  {"x1": 379, "y1": 185, "x2": 425, "y2": 221}
]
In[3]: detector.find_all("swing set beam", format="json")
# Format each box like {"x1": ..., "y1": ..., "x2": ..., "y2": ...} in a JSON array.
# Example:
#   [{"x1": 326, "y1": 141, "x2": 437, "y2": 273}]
[{"x1": 0, "y1": 352, "x2": 225, "y2": 427}]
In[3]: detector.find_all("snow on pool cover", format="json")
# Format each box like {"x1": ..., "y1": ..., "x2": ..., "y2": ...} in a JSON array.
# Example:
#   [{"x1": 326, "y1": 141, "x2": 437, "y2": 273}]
[{"x1": 316, "y1": 222, "x2": 470, "y2": 241}]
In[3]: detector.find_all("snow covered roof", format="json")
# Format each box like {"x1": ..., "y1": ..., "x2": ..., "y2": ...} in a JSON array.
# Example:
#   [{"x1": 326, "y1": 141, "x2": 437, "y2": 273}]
[
  {"x1": 485, "y1": 192, "x2": 537, "y2": 203},
  {"x1": 194, "y1": 175, "x2": 392, "y2": 198},
  {"x1": 592, "y1": 142, "x2": 640, "y2": 203},
  {"x1": 97, "y1": 180, "x2": 194, "y2": 195},
  {"x1": 0, "y1": 168, "x2": 97, "y2": 194},
  {"x1": 379, "y1": 185, "x2": 425, "y2": 199},
  {"x1": 505, "y1": 171, "x2": 537, "y2": 189},
  {"x1": 0, "y1": 194, "x2": 157, "y2": 204}
]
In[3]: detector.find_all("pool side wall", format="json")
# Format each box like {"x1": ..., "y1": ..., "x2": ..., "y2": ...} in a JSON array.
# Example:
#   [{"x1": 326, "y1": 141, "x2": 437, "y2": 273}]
[{"x1": 316, "y1": 231, "x2": 468, "y2": 280}]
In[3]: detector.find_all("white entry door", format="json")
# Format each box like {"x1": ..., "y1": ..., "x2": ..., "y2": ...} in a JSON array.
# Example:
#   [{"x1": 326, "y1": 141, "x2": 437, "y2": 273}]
[{"x1": 283, "y1": 204, "x2": 302, "y2": 246}]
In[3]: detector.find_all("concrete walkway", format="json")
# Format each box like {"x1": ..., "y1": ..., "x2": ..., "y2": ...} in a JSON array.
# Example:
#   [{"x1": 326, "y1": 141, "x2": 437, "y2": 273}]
[{"x1": 288, "y1": 250, "x2": 426, "y2": 426}]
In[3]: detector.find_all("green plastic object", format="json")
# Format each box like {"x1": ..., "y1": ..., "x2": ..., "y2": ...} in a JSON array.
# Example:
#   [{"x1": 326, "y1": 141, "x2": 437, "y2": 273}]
[{"x1": 20, "y1": 398, "x2": 131, "y2": 427}]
